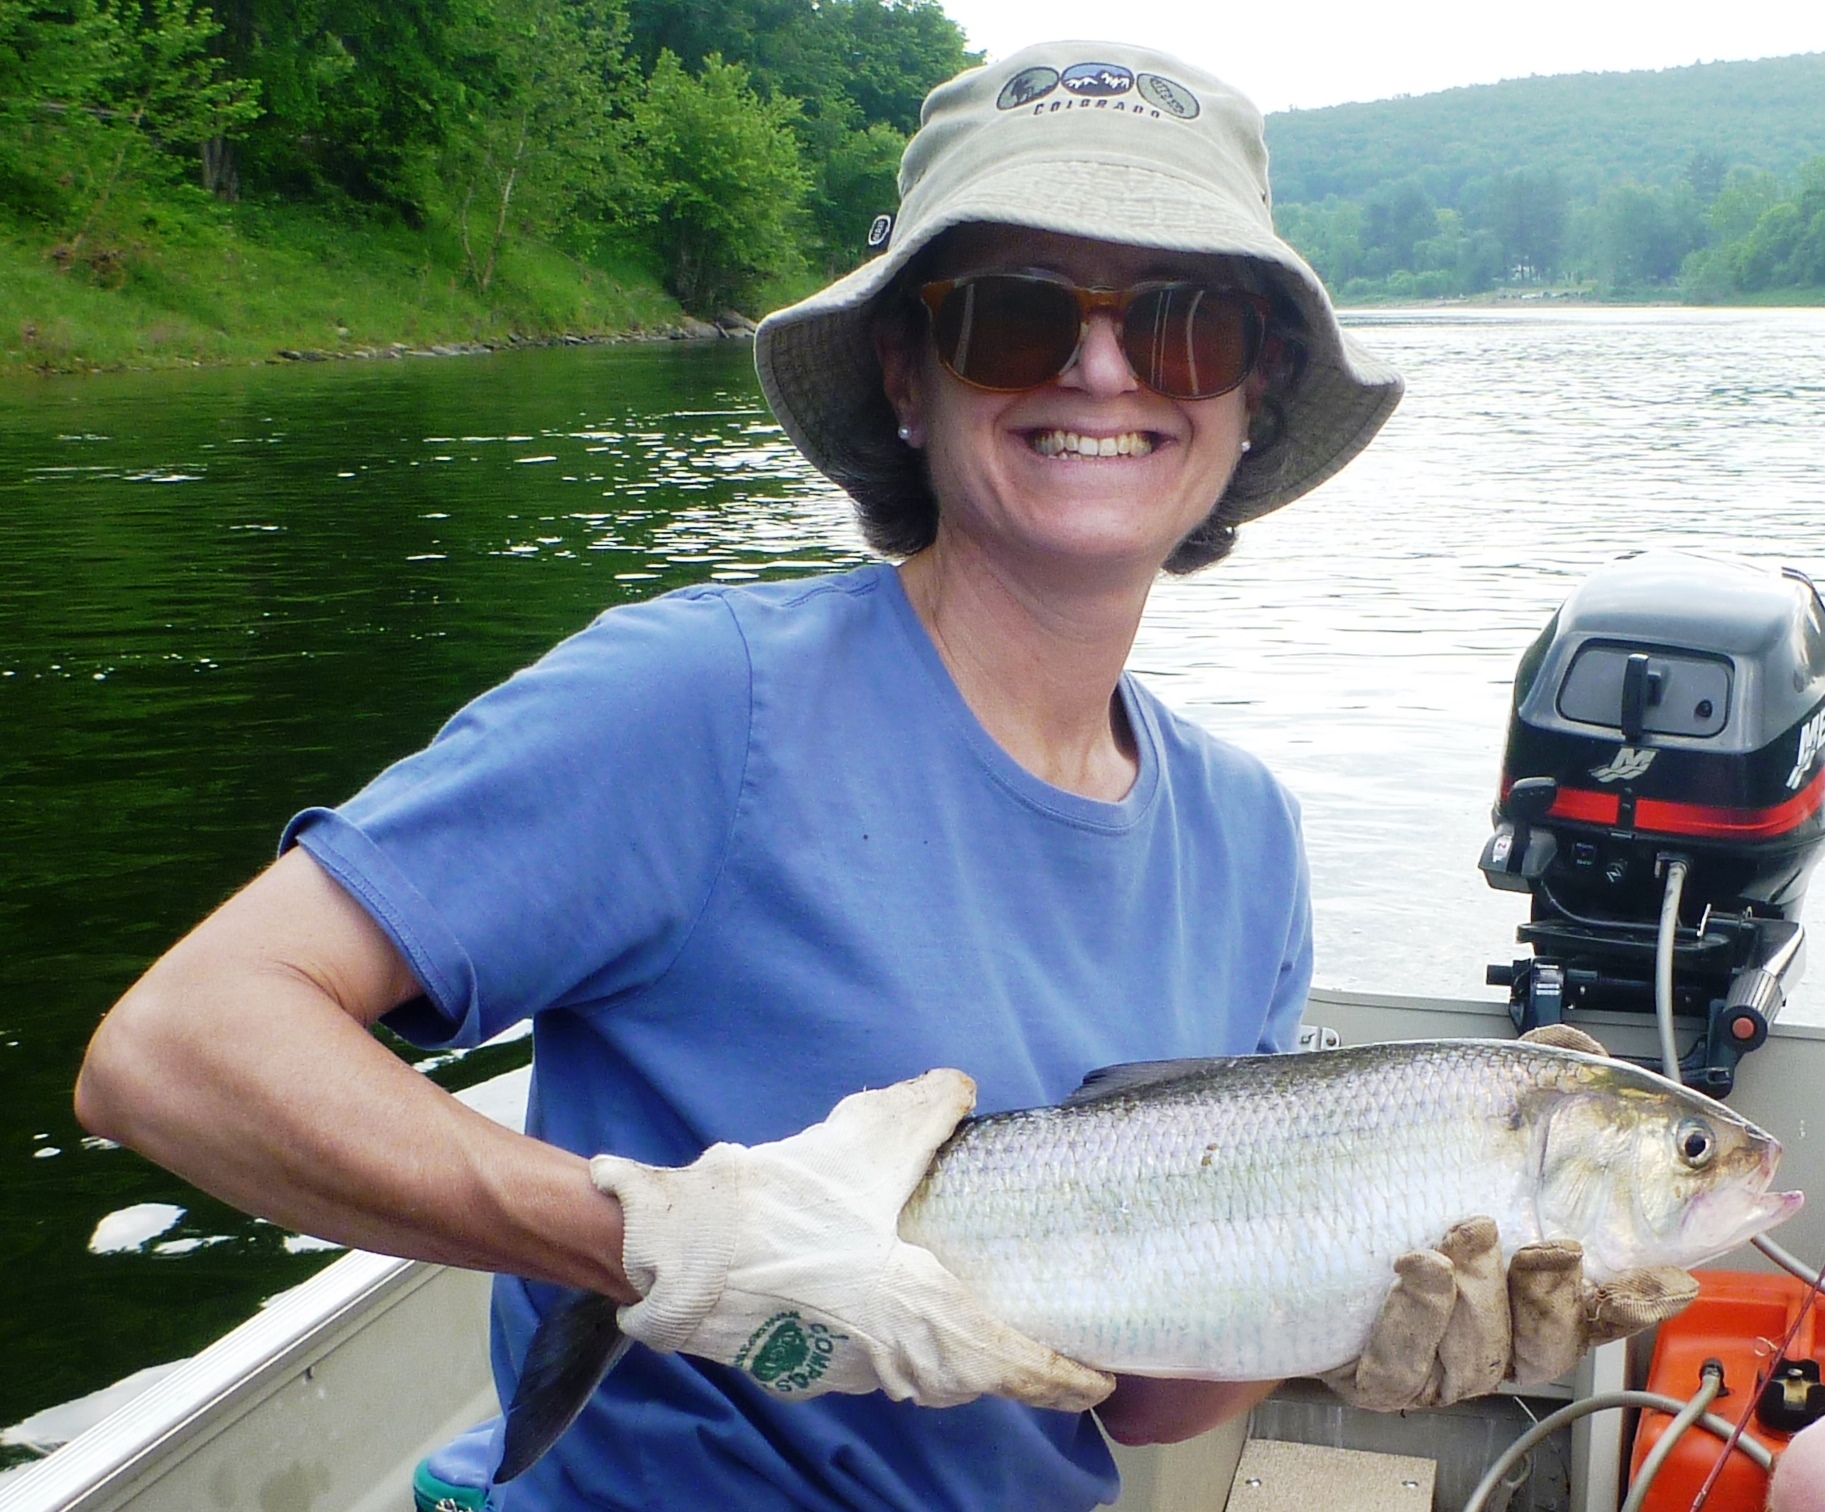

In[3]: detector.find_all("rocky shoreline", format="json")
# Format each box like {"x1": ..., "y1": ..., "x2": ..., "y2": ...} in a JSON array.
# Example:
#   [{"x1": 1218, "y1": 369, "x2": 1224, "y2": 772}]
[{"x1": 274, "y1": 310, "x2": 759, "y2": 366}]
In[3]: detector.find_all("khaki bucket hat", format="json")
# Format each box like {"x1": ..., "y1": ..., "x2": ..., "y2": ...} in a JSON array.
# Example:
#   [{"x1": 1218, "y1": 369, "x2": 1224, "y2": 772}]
[{"x1": 755, "y1": 39, "x2": 1403, "y2": 531}]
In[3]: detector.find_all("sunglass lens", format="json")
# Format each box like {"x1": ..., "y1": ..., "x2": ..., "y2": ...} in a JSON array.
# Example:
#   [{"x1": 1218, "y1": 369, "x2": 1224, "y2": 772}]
[
  {"x1": 934, "y1": 276, "x2": 1081, "y2": 391},
  {"x1": 1125, "y1": 287, "x2": 1261, "y2": 399}
]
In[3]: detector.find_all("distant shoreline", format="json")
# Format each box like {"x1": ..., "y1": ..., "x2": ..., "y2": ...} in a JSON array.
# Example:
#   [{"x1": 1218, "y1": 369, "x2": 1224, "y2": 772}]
[
  {"x1": 5, "y1": 266, "x2": 1821, "y2": 383},
  {"x1": 1335, "y1": 286, "x2": 1825, "y2": 311}
]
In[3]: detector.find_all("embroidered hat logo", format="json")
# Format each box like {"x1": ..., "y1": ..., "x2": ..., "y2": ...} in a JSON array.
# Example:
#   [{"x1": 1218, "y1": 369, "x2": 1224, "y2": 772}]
[
  {"x1": 996, "y1": 66, "x2": 1059, "y2": 110},
  {"x1": 1060, "y1": 62, "x2": 1133, "y2": 98},
  {"x1": 994, "y1": 59, "x2": 1201, "y2": 119}
]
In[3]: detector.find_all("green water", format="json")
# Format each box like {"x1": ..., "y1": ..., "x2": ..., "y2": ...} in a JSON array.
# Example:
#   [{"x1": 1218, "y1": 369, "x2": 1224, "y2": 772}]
[
  {"x1": 0, "y1": 341, "x2": 865, "y2": 1439},
  {"x1": 10, "y1": 307, "x2": 1825, "y2": 1451}
]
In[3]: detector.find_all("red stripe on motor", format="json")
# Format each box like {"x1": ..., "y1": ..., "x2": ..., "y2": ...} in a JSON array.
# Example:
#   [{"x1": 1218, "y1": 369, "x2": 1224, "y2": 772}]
[
  {"x1": 1547, "y1": 789, "x2": 1620, "y2": 824},
  {"x1": 1543, "y1": 769, "x2": 1825, "y2": 839},
  {"x1": 1634, "y1": 768, "x2": 1825, "y2": 839}
]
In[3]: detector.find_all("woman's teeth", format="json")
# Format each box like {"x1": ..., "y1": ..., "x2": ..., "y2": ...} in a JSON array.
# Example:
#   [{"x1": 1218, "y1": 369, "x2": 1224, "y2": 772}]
[{"x1": 1029, "y1": 429, "x2": 1154, "y2": 458}]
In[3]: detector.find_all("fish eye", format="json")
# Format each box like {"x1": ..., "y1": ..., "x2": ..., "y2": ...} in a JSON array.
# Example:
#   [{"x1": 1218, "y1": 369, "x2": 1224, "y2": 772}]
[{"x1": 1675, "y1": 1118, "x2": 1716, "y2": 1168}]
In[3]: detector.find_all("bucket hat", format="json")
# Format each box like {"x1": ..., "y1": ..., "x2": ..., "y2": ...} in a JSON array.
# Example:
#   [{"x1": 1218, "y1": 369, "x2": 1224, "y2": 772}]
[{"x1": 755, "y1": 39, "x2": 1403, "y2": 532}]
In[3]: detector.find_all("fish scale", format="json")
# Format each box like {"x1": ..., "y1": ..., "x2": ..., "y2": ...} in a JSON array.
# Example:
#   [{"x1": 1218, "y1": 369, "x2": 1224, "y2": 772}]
[{"x1": 897, "y1": 1040, "x2": 1796, "y2": 1380}]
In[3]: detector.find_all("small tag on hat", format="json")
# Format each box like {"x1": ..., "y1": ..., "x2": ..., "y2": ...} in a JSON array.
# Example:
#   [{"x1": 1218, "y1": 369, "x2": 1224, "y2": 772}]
[{"x1": 866, "y1": 213, "x2": 894, "y2": 250}]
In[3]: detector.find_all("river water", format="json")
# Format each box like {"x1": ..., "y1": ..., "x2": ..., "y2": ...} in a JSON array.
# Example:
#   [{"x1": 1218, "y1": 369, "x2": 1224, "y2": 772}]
[{"x1": 3, "y1": 307, "x2": 1823, "y2": 1444}]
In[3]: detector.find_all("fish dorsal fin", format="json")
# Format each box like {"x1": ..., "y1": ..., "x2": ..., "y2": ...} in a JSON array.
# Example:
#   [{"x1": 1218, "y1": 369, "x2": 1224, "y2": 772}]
[{"x1": 1062, "y1": 1058, "x2": 1237, "y2": 1107}]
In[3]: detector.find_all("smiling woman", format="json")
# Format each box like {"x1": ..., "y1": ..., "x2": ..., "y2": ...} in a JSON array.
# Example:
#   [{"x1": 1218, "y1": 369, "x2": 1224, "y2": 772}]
[{"x1": 65, "y1": 41, "x2": 1472, "y2": 1512}]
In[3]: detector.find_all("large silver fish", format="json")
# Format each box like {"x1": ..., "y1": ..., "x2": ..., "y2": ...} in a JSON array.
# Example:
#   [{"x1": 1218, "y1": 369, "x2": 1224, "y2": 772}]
[
  {"x1": 897, "y1": 1039, "x2": 1801, "y2": 1378},
  {"x1": 498, "y1": 1039, "x2": 1800, "y2": 1478}
]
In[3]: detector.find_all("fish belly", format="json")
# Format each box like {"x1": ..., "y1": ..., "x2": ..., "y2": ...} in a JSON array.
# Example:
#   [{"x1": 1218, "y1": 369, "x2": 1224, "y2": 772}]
[{"x1": 898, "y1": 1048, "x2": 1541, "y2": 1379}]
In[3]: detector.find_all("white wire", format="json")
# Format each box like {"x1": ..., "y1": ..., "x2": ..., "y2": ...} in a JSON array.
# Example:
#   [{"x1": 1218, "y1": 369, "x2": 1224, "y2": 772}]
[
  {"x1": 1654, "y1": 858, "x2": 1688, "y2": 1082},
  {"x1": 1459, "y1": 1390, "x2": 1774, "y2": 1512},
  {"x1": 1754, "y1": 1233, "x2": 1824, "y2": 1288},
  {"x1": 1618, "y1": 1367, "x2": 1721, "y2": 1512}
]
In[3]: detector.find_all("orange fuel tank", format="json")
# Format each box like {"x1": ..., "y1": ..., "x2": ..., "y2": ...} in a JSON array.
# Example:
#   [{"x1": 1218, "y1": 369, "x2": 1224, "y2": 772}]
[{"x1": 1628, "y1": 1269, "x2": 1821, "y2": 1512}]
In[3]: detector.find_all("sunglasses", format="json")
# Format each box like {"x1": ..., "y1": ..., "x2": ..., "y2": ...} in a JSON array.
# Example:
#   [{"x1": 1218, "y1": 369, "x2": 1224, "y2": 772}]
[{"x1": 917, "y1": 272, "x2": 1272, "y2": 401}]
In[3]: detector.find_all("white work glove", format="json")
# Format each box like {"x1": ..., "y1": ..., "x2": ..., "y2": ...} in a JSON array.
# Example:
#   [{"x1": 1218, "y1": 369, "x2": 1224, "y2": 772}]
[{"x1": 589, "y1": 1068, "x2": 1114, "y2": 1412}]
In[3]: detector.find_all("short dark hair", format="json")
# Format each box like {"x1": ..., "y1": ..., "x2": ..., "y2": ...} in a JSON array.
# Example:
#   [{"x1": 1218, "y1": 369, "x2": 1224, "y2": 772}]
[{"x1": 850, "y1": 238, "x2": 1309, "y2": 573}]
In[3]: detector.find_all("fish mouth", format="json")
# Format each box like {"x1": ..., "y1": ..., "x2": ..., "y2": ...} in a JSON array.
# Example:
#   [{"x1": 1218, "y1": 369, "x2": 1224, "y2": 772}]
[{"x1": 1678, "y1": 1137, "x2": 1805, "y2": 1261}]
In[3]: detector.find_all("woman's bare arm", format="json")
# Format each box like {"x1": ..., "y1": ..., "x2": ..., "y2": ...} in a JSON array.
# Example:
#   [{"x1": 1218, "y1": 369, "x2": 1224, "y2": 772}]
[{"x1": 74, "y1": 846, "x2": 634, "y2": 1301}]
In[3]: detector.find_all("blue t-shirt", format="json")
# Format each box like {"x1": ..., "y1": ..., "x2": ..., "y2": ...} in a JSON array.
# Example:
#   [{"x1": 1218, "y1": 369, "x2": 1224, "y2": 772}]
[{"x1": 285, "y1": 562, "x2": 1312, "y2": 1512}]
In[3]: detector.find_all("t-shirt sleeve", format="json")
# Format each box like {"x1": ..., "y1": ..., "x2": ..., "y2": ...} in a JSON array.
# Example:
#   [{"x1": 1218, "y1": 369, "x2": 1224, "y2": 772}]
[{"x1": 281, "y1": 589, "x2": 752, "y2": 1048}]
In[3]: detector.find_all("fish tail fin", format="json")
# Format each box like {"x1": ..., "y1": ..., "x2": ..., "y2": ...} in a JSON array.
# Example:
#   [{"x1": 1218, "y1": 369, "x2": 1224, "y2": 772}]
[{"x1": 494, "y1": 1290, "x2": 632, "y2": 1483}]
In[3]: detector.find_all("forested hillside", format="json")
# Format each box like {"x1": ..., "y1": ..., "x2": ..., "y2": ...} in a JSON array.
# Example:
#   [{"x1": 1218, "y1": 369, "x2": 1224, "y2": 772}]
[
  {"x1": 5, "y1": 11, "x2": 1824, "y2": 375},
  {"x1": 0, "y1": 0, "x2": 973, "y2": 371},
  {"x1": 1265, "y1": 53, "x2": 1825, "y2": 300}
]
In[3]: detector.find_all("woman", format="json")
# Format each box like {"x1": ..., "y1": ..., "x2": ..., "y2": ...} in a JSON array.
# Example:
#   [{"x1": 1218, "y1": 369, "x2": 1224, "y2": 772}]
[{"x1": 75, "y1": 40, "x2": 1669, "y2": 1512}]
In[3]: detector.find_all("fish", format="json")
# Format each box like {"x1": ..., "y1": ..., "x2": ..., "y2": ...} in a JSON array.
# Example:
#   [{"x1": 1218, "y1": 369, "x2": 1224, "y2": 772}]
[{"x1": 495, "y1": 1039, "x2": 1801, "y2": 1480}]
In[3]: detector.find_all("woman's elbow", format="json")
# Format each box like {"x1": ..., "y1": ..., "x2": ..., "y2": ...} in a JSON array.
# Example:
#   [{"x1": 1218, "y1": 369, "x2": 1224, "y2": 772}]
[{"x1": 74, "y1": 975, "x2": 171, "y2": 1142}]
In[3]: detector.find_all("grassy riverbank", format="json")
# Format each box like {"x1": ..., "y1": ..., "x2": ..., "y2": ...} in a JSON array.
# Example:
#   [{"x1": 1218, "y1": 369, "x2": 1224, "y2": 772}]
[
  {"x1": 0, "y1": 199, "x2": 695, "y2": 378},
  {"x1": 7, "y1": 201, "x2": 1822, "y2": 381}
]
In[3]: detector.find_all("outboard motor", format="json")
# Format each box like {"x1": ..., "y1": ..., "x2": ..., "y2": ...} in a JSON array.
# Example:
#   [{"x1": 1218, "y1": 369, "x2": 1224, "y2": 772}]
[{"x1": 1482, "y1": 552, "x2": 1825, "y2": 1095}]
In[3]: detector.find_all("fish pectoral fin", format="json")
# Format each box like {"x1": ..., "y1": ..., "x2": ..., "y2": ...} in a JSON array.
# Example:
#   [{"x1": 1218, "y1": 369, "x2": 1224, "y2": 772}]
[
  {"x1": 1062, "y1": 1058, "x2": 1240, "y2": 1107},
  {"x1": 495, "y1": 1290, "x2": 632, "y2": 1483}
]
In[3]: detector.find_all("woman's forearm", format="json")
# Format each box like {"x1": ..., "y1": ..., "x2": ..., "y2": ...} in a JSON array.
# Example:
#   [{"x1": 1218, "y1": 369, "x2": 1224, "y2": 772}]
[{"x1": 74, "y1": 848, "x2": 635, "y2": 1301}]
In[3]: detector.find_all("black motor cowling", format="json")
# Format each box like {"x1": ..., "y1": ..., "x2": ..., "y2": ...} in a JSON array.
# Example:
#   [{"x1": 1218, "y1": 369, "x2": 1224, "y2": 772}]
[{"x1": 1482, "y1": 552, "x2": 1825, "y2": 1094}]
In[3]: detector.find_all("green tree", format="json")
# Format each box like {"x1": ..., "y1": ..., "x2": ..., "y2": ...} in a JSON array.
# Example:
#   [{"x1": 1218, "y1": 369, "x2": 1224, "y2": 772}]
[
  {"x1": 1593, "y1": 183, "x2": 1703, "y2": 290},
  {"x1": 1683, "y1": 157, "x2": 1825, "y2": 296},
  {"x1": 0, "y1": 0, "x2": 256, "y2": 255},
  {"x1": 443, "y1": 0, "x2": 625, "y2": 292},
  {"x1": 1273, "y1": 197, "x2": 1364, "y2": 288},
  {"x1": 624, "y1": 0, "x2": 970, "y2": 133},
  {"x1": 621, "y1": 0, "x2": 969, "y2": 273},
  {"x1": 1685, "y1": 150, "x2": 1726, "y2": 204},
  {"x1": 1358, "y1": 180, "x2": 1435, "y2": 277},
  {"x1": 0, "y1": 0, "x2": 121, "y2": 218},
  {"x1": 623, "y1": 50, "x2": 810, "y2": 311},
  {"x1": 802, "y1": 115, "x2": 902, "y2": 269},
  {"x1": 817, "y1": 0, "x2": 972, "y2": 135},
  {"x1": 1482, "y1": 170, "x2": 1567, "y2": 281},
  {"x1": 200, "y1": 0, "x2": 480, "y2": 213},
  {"x1": 1707, "y1": 167, "x2": 1781, "y2": 243}
]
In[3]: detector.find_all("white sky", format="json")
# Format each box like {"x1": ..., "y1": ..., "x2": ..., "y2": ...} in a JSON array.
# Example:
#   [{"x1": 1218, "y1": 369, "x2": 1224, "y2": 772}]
[{"x1": 936, "y1": 1, "x2": 1825, "y2": 114}]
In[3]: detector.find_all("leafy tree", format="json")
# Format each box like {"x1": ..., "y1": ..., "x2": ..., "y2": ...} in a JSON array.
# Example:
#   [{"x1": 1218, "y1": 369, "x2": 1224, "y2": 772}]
[
  {"x1": 200, "y1": 0, "x2": 482, "y2": 213},
  {"x1": 443, "y1": 0, "x2": 623, "y2": 291},
  {"x1": 1592, "y1": 183, "x2": 1703, "y2": 290},
  {"x1": 1683, "y1": 156, "x2": 1825, "y2": 296},
  {"x1": 0, "y1": 0, "x2": 257, "y2": 256},
  {"x1": 1707, "y1": 167, "x2": 1782, "y2": 243},
  {"x1": 817, "y1": 0, "x2": 972, "y2": 135},
  {"x1": 623, "y1": 0, "x2": 969, "y2": 133},
  {"x1": 1736, "y1": 201, "x2": 1805, "y2": 289},
  {"x1": 1481, "y1": 170, "x2": 1567, "y2": 281},
  {"x1": 623, "y1": 50, "x2": 809, "y2": 311},
  {"x1": 802, "y1": 115, "x2": 903, "y2": 269},
  {"x1": 1358, "y1": 180, "x2": 1435, "y2": 277},
  {"x1": 1273, "y1": 197, "x2": 1364, "y2": 288},
  {"x1": 0, "y1": 0, "x2": 122, "y2": 218},
  {"x1": 1685, "y1": 150, "x2": 1726, "y2": 204},
  {"x1": 620, "y1": 0, "x2": 969, "y2": 271}
]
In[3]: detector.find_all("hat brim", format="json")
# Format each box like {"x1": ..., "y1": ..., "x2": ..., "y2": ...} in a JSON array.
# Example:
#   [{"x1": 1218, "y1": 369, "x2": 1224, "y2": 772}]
[{"x1": 757, "y1": 154, "x2": 1402, "y2": 531}]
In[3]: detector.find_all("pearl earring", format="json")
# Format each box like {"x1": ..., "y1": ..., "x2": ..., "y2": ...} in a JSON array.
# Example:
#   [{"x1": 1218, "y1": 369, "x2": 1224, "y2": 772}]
[
  {"x1": 1239, "y1": 438, "x2": 1253, "y2": 454},
  {"x1": 897, "y1": 424, "x2": 912, "y2": 442}
]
